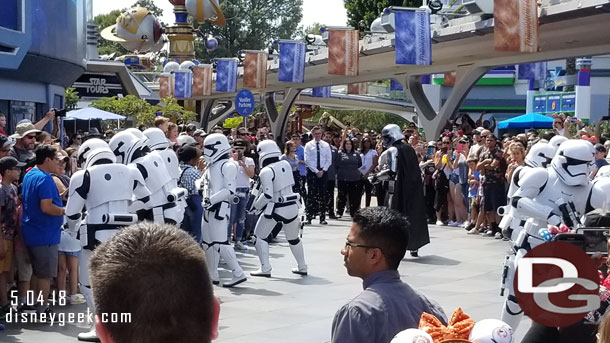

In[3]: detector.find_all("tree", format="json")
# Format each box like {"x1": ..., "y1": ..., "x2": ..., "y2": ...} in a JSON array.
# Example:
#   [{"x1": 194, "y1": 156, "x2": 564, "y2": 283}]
[
  {"x1": 132, "y1": 0, "x2": 164, "y2": 17},
  {"x1": 307, "y1": 108, "x2": 408, "y2": 133},
  {"x1": 194, "y1": 0, "x2": 303, "y2": 62},
  {"x1": 90, "y1": 96, "x2": 196, "y2": 127},
  {"x1": 344, "y1": 0, "x2": 422, "y2": 31},
  {"x1": 65, "y1": 88, "x2": 80, "y2": 110},
  {"x1": 94, "y1": 9, "x2": 130, "y2": 57}
]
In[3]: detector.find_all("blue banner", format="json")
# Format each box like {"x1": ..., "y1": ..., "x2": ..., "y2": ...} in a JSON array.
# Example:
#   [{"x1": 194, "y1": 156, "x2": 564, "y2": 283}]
[
  {"x1": 312, "y1": 86, "x2": 331, "y2": 98},
  {"x1": 518, "y1": 62, "x2": 547, "y2": 80},
  {"x1": 390, "y1": 79, "x2": 403, "y2": 91},
  {"x1": 279, "y1": 41, "x2": 306, "y2": 83},
  {"x1": 394, "y1": 10, "x2": 431, "y2": 65},
  {"x1": 174, "y1": 72, "x2": 192, "y2": 98},
  {"x1": 216, "y1": 59, "x2": 238, "y2": 92}
]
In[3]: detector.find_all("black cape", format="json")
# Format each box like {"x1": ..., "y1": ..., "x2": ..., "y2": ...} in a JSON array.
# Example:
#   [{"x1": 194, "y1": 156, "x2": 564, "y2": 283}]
[{"x1": 390, "y1": 141, "x2": 430, "y2": 250}]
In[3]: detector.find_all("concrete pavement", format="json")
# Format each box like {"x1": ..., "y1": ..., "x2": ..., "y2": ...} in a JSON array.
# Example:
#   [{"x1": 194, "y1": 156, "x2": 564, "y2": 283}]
[{"x1": 1, "y1": 218, "x2": 530, "y2": 342}]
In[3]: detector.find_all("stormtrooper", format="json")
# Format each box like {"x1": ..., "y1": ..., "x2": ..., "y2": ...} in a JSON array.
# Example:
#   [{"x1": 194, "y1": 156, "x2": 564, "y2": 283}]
[
  {"x1": 197, "y1": 133, "x2": 247, "y2": 287},
  {"x1": 369, "y1": 124, "x2": 429, "y2": 255},
  {"x1": 500, "y1": 139, "x2": 610, "y2": 329},
  {"x1": 66, "y1": 142, "x2": 151, "y2": 342},
  {"x1": 249, "y1": 140, "x2": 308, "y2": 277},
  {"x1": 109, "y1": 130, "x2": 185, "y2": 224}
]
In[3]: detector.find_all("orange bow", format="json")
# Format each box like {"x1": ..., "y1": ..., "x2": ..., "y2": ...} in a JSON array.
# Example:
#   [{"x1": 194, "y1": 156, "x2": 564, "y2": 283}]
[{"x1": 418, "y1": 307, "x2": 475, "y2": 343}]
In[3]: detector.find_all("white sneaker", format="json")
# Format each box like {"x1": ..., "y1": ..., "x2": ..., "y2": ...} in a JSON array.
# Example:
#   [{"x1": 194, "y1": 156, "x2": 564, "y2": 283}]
[
  {"x1": 70, "y1": 294, "x2": 86, "y2": 304},
  {"x1": 462, "y1": 221, "x2": 471, "y2": 228},
  {"x1": 467, "y1": 228, "x2": 480, "y2": 235},
  {"x1": 234, "y1": 241, "x2": 246, "y2": 251},
  {"x1": 435, "y1": 220, "x2": 444, "y2": 226},
  {"x1": 448, "y1": 221, "x2": 459, "y2": 227}
]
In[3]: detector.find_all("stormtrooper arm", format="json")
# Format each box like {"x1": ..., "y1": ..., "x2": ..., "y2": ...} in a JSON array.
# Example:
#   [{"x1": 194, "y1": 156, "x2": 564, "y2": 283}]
[
  {"x1": 509, "y1": 169, "x2": 560, "y2": 226},
  {"x1": 590, "y1": 179, "x2": 610, "y2": 211},
  {"x1": 208, "y1": 161, "x2": 238, "y2": 205},
  {"x1": 369, "y1": 149, "x2": 396, "y2": 184},
  {"x1": 128, "y1": 164, "x2": 152, "y2": 211},
  {"x1": 65, "y1": 170, "x2": 87, "y2": 234},
  {"x1": 254, "y1": 168, "x2": 274, "y2": 210}
]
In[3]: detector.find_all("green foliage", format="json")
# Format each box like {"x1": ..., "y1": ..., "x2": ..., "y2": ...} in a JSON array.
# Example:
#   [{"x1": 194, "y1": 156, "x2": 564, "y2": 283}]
[
  {"x1": 307, "y1": 108, "x2": 409, "y2": 132},
  {"x1": 194, "y1": 0, "x2": 303, "y2": 62},
  {"x1": 94, "y1": 9, "x2": 129, "y2": 57},
  {"x1": 132, "y1": 0, "x2": 164, "y2": 17},
  {"x1": 65, "y1": 88, "x2": 80, "y2": 110},
  {"x1": 89, "y1": 96, "x2": 195, "y2": 127},
  {"x1": 344, "y1": 0, "x2": 422, "y2": 31},
  {"x1": 223, "y1": 116, "x2": 244, "y2": 128}
]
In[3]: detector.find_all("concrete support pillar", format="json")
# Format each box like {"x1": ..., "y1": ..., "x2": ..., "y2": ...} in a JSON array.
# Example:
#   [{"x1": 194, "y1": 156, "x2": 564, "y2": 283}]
[
  {"x1": 264, "y1": 88, "x2": 302, "y2": 147},
  {"x1": 199, "y1": 99, "x2": 234, "y2": 132},
  {"x1": 403, "y1": 65, "x2": 492, "y2": 139}
]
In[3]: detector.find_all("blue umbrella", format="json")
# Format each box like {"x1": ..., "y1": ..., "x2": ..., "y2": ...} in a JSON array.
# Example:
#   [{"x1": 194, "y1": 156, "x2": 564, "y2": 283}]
[{"x1": 497, "y1": 112, "x2": 554, "y2": 130}]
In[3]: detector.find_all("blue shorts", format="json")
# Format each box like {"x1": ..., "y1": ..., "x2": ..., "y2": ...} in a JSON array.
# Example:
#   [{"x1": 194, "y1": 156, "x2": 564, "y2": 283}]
[{"x1": 59, "y1": 250, "x2": 80, "y2": 258}]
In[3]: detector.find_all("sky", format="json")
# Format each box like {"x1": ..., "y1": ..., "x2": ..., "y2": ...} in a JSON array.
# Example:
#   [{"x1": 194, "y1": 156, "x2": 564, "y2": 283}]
[{"x1": 92, "y1": 0, "x2": 348, "y2": 29}]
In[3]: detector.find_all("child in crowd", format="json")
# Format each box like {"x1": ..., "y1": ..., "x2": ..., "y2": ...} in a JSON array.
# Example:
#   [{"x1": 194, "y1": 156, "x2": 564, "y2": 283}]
[
  {"x1": 0, "y1": 157, "x2": 24, "y2": 317},
  {"x1": 466, "y1": 158, "x2": 480, "y2": 234}
]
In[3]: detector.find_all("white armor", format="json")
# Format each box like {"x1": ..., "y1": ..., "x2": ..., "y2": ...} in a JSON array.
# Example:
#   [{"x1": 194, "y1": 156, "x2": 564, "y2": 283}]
[
  {"x1": 249, "y1": 140, "x2": 307, "y2": 277},
  {"x1": 65, "y1": 146, "x2": 151, "y2": 341},
  {"x1": 500, "y1": 139, "x2": 610, "y2": 329},
  {"x1": 197, "y1": 133, "x2": 247, "y2": 287},
  {"x1": 368, "y1": 124, "x2": 404, "y2": 206},
  {"x1": 109, "y1": 130, "x2": 185, "y2": 224}
]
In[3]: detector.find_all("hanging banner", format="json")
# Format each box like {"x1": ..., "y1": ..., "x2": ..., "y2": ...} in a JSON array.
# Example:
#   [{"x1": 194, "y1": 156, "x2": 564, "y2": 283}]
[
  {"x1": 518, "y1": 62, "x2": 547, "y2": 80},
  {"x1": 243, "y1": 51, "x2": 268, "y2": 89},
  {"x1": 192, "y1": 65, "x2": 213, "y2": 96},
  {"x1": 348, "y1": 83, "x2": 368, "y2": 95},
  {"x1": 494, "y1": 0, "x2": 538, "y2": 52},
  {"x1": 215, "y1": 58, "x2": 238, "y2": 93},
  {"x1": 312, "y1": 86, "x2": 331, "y2": 98},
  {"x1": 159, "y1": 74, "x2": 173, "y2": 98},
  {"x1": 327, "y1": 28, "x2": 359, "y2": 76},
  {"x1": 394, "y1": 9, "x2": 432, "y2": 65},
  {"x1": 390, "y1": 79, "x2": 404, "y2": 91},
  {"x1": 174, "y1": 71, "x2": 193, "y2": 98},
  {"x1": 278, "y1": 41, "x2": 306, "y2": 83}
]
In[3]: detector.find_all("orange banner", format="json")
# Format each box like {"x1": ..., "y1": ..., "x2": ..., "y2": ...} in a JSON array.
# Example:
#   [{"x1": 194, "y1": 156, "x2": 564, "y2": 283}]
[
  {"x1": 494, "y1": 0, "x2": 538, "y2": 52},
  {"x1": 328, "y1": 29, "x2": 359, "y2": 76},
  {"x1": 192, "y1": 65, "x2": 213, "y2": 96},
  {"x1": 348, "y1": 83, "x2": 367, "y2": 95},
  {"x1": 159, "y1": 75, "x2": 172, "y2": 98},
  {"x1": 243, "y1": 52, "x2": 268, "y2": 89}
]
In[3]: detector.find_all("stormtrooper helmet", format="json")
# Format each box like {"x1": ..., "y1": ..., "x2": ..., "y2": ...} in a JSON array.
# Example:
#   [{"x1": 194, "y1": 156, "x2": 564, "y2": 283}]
[
  {"x1": 143, "y1": 128, "x2": 170, "y2": 150},
  {"x1": 469, "y1": 319, "x2": 513, "y2": 343},
  {"x1": 109, "y1": 131, "x2": 150, "y2": 165},
  {"x1": 548, "y1": 135, "x2": 568, "y2": 151},
  {"x1": 83, "y1": 147, "x2": 117, "y2": 170},
  {"x1": 524, "y1": 142, "x2": 556, "y2": 168},
  {"x1": 551, "y1": 140, "x2": 594, "y2": 186},
  {"x1": 202, "y1": 133, "x2": 232, "y2": 163},
  {"x1": 256, "y1": 140, "x2": 281, "y2": 167},
  {"x1": 381, "y1": 124, "x2": 405, "y2": 148},
  {"x1": 77, "y1": 138, "x2": 109, "y2": 167}
]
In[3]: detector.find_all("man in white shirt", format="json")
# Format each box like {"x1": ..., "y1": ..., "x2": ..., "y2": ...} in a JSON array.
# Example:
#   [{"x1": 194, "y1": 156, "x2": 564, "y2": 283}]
[{"x1": 304, "y1": 126, "x2": 332, "y2": 225}]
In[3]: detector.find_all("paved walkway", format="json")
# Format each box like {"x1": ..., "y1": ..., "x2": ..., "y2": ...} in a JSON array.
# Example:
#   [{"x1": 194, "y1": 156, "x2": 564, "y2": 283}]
[{"x1": 2, "y1": 219, "x2": 530, "y2": 342}]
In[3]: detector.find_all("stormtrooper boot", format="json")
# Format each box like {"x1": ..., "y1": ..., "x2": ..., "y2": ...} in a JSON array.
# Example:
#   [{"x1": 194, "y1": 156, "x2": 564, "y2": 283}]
[
  {"x1": 219, "y1": 245, "x2": 247, "y2": 288},
  {"x1": 251, "y1": 238, "x2": 272, "y2": 277},
  {"x1": 501, "y1": 295, "x2": 524, "y2": 331},
  {"x1": 204, "y1": 245, "x2": 220, "y2": 285},
  {"x1": 289, "y1": 240, "x2": 308, "y2": 276}
]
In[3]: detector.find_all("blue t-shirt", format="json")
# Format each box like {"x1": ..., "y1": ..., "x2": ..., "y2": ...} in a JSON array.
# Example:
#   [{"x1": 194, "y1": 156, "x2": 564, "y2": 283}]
[
  {"x1": 295, "y1": 145, "x2": 307, "y2": 177},
  {"x1": 21, "y1": 168, "x2": 63, "y2": 246}
]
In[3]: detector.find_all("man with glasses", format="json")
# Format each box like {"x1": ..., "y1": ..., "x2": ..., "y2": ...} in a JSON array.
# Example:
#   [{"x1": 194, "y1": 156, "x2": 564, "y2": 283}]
[
  {"x1": 9, "y1": 122, "x2": 41, "y2": 165},
  {"x1": 331, "y1": 207, "x2": 446, "y2": 343}
]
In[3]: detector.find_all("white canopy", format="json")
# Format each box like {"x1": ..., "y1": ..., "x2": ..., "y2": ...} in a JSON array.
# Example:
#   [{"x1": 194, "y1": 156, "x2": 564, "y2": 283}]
[{"x1": 65, "y1": 107, "x2": 126, "y2": 120}]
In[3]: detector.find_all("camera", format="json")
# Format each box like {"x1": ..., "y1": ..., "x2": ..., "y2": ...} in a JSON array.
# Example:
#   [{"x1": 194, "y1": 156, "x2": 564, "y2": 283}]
[{"x1": 53, "y1": 108, "x2": 67, "y2": 117}]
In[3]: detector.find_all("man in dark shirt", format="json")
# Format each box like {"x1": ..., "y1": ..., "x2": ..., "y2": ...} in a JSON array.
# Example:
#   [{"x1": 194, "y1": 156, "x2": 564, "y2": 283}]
[
  {"x1": 590, "y1": 144, "x2": 608, "y2": 179},
  {"x1": 332, "y1": 207, "x2": 446, "y2": 343}
]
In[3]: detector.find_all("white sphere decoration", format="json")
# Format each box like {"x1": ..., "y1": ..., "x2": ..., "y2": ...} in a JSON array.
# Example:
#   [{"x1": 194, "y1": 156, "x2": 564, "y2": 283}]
[
  {"x1": 185, "y1": 0, "x2": 222, "y2": 22},
  {"x1": 114, "y1": 7, "x2": 163, "y2": 53},
  {"x1": 163, "y1": 61, "x2": 180, "y2": 73},
  {"x1": 179, "y1": 61, "x2": 195, "y2": 71}
]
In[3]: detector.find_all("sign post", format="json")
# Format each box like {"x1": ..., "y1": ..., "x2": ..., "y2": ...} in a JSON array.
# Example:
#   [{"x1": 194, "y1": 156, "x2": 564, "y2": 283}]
[{"x1": 236, "y1": 89, "x2": 255, "y2": 130}]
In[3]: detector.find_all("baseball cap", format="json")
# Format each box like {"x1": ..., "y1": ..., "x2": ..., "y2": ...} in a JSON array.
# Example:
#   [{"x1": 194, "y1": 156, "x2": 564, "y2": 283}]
[
  {"x1": 55, "y1": 150, "x2": 69, "y2": 162},
  {"x1": 595, "y1": 143, "x2": 606, "y2": 153},
  {"x1": 194, "y1": 129, "x2": 207, "y2": 137},
  {"x1": 0, "y1": 135, "x2": 13, "y2": 150},
  {"x1": 177, "y1": 144, "x2": 199, "y2": 163},
  {"x1": 232, "y1": 139, "x2": 248, "y2": 148},
  {"x1": 0, "y1": 156, "x2": 25, "y2": 175},
  {"x1": 177, "y1": 135, "x2": 197, "y2": 147},
  {"x1": 10, "y1": 122, "x2": 41, "y2": 139}
]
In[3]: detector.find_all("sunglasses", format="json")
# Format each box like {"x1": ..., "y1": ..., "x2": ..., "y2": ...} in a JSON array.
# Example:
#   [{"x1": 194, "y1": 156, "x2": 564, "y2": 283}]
[{"x1": 24, "y1": 135, "x2": 36, "y2": 140}]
